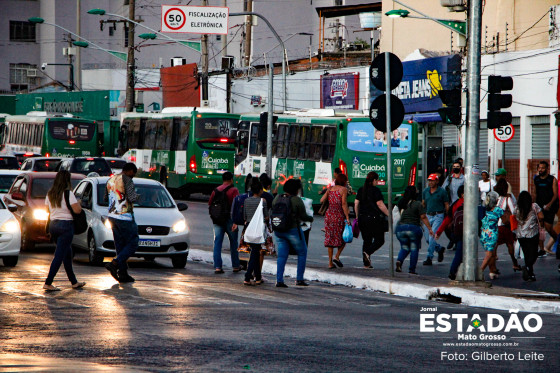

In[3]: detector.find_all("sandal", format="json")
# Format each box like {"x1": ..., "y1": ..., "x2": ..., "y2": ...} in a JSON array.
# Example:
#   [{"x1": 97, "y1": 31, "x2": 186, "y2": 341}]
[
  {"x1": 72, "y1": 281, "x2": 86, "y2": 289},
  {"x1": 329, "y1": 265, "x2": 336, "y2": 269},
  {"x1": 232, "y1": 267, "x2": 241, "y2": 273},
  {"x1": 43, "y1": 284, "x2": 61, "y2": 292},
  {"x1": 243, "y1": 281, "x2": 253, "y2": 286},
  {"x1": 255, "y1": 279, "x2": 265, "y2": 285}
]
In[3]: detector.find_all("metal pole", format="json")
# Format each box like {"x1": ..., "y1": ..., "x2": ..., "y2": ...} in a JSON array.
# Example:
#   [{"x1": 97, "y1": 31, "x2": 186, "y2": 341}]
[
  {"x1": 244, "y1": 0, "x2": 253, "y2": 67},
  {"x1": 385, "y1": 52, "x2": 394, "y2": 277},
  {"x1": 463, "y1": 0, "x2": 483, "y2": 282},
  {"x1": 221, "y1": 0, "x2": 228, "y2": 57},
  {"x1": 502, "y1": 142, "x2": 506, "y2": 169},
  {"x1": 125, "y1": 0, "x2": 136, "y2": 112},
  {"x1": 201, "y1": 0, "x2": 209, "y2": 102},
  {"x1": 266, "y1": 63, "x2": 273, "y2": 175},
  {"x1": 70, "y1": 63, "x2": 75, "y2": 91},
  {"x1": 76, "y1": 0, "x2": 81, "y2": 90}
]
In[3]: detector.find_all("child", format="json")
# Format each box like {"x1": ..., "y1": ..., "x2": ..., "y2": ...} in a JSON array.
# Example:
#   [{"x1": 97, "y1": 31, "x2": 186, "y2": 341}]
[{"x1": 480, "y1": 191, "x2": 503, "y2": 280}]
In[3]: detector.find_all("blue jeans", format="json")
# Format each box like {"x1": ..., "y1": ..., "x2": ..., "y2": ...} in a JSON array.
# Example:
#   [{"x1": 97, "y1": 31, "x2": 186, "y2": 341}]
[
  {"x1": 450, "y1": 239, "x2": 463, "y2": 275},
  {"x1": 424, "y1": 213, "x2": 444, "y2": 259},
  {"x1": 275, "y1": 227, "x2": 308, "y2": 283},
  {"x1": 213, "y1": 219, "x2": 240, "y2": 269},
  {"x1": 109, "y1": 217, "x2": 139, "y2": 271},
  {"x1": 46, "y1": 220, "x2": 77, "y2": 285},
  {"x1": 396, "y1": 224, "x2": 423, "y2": 272}
]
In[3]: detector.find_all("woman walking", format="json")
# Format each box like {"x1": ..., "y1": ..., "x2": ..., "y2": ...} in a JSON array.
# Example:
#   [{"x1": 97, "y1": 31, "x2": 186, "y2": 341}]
[
  {"x1": 43, "y1": 170, "x2": 85, "y2": 291},
  {"x1": 513, "y1": 191, "x2": 544, "y2": 282},
  {"x1": 321, "y1": 173, "x2": 351, "y2": 269},
  {"x1": 478, "y1": 170, "x2": 496, "y2": 204},
  {"x1": 243, "y1": 178, "x2": 268, "y2": 286},
  {"x1": 395, "y1": 186, "x2": 433, "y2": 274},
  {"x1": 355, "y1": 171, "x2": 389, "y2": 268},
  {"x1": 495, "y1": 178, "x2": 521, "y2": 272},
  {"x1": 480, "y1": 191, "x2": 503, "y2": 280}
]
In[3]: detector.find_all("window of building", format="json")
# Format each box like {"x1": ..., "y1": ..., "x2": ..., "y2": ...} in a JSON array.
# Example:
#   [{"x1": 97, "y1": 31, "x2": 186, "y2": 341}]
[
  {"x1": 9, "y1": 63, "x2": 38, "y2": 92},
  {"x1": 10, "y1": 21, "x2": 36, "y2": 42}
]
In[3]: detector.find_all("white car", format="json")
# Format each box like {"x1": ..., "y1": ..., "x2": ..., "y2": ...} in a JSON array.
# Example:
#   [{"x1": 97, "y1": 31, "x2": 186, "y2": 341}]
[
  {"x1": 0, "y1": 170, "x2": 25, "y2": 199},
  {"x1": 103, "y1": 157, "x2": 127, "y2": 175},
  {"x1": 71, "y1": 177, "x2": 190, "y2": 268},
  {"x1": 0, "y1": 199, "x2": 21, "y2": 267}
]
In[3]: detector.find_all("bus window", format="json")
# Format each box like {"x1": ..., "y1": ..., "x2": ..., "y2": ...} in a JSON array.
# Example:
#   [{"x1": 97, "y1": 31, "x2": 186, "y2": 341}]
[
  {"x1": 0, "y1": 124, "x2": 6, "y2": 146},
  {"x1": 126, "y1": 119, "x2": 142, "y2": 149},
  {"x1": 287, "y1": 126, "x2": 299, "y2": 159},
  {"x1": 298, "y1": 126, "x2": 311, "y2": 160},
  {"x1": 144, "y1": 120, "x2": 158, "y2": 149},
  {"x1": 322, "y1": 127, "x2": 336, "y2": 162},
  {"x1": 275, "y1": 124, "x2": 288, "y2": 158},
  {"x1": 309, "y1": 127, "x2": 322, "y2": 161},
  {"x1": 195, "y1": 117, "x2": 237, "y2": 140},
  {"x1": 178, "y1": 120, "x2": 190, "y2": 150},
  {"x1": 249, "y1": 123, "x2": 259, "y2": 155},
  {"x1": 155, "y1": 120, "x2": 172, "y2": 150}
]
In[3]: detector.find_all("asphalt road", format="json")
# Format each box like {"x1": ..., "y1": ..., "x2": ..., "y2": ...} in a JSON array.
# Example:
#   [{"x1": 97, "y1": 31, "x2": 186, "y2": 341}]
[
  {"x1": 0, "y1": 251, "x2": 559, "y2": 372},
  {"x1": 181, "y1": 199, "x2": 560, "y2": 294}
]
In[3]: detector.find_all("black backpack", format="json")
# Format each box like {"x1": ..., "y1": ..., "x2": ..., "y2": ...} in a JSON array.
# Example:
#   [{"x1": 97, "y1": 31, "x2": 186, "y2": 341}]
[
  {"x1": 209, "y1": 185, "x2": 233, "y2": 225},
  {"x1": 270, "y1": 194, "x2": 293, "y2": 232}
]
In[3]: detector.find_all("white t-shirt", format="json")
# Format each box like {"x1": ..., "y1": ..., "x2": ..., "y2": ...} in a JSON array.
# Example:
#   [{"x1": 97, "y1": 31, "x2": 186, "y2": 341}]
[
  {"x1": 478, "y1": 179, "x2": 496, "y2": 202},
  {"x1": 45, "y1": 191, "x2": 78, "y2": 221}
]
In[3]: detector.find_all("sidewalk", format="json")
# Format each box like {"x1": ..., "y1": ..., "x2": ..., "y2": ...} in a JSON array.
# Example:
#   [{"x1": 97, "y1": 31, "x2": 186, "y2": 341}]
[{"x1": 188, "y1": 247, "x2": 560, "y2": 315}]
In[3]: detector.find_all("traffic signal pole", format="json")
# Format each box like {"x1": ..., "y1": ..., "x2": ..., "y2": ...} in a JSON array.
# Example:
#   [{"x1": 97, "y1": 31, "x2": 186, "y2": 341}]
[{"x1": 463, "y1": 0, "x2": 483, "y2": 282}]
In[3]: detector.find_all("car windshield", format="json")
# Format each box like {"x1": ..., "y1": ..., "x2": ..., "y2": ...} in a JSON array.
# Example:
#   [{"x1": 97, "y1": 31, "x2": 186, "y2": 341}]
[
  {"x1": 71, "y1": 159, "x2": 111, "y2": 175},
  {"x1": 31, "y1": 178, "x2": 81, "y2": 198},
  {"x1": 33, "y1": 159, "x2": 61, "y2": 172},
  {"x1": 97, "y1": 182, "x2": 174, "y2": 208},
  {"x1": 0, "y1": 175, "x2": 18, "y2": 193},
  {"x1": 0, "y1": 157, "x2": 19, "y2": 170},
  {"x1": 107, "y1": 159, "x2": 126, "y2": 169}
]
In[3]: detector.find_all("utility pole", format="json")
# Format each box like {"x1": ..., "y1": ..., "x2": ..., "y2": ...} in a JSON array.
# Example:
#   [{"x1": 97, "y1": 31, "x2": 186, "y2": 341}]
[
  {"x1": 222, "y1": 0, "x2": 228, "y2": 57},
  {"x1": 125, "y1": 0, "x2": 136, "y2": 112},
  {"x1": 243, "y1": 0, "x2": 253, "y2": 67},
  {"x1": 66, "y1": 35, "x2": 75, "y2": 91},
  {"x1": 76, "y1": 0, "x2": 81, "y2": 90},
  {"x1": 201, "y1": 0, "x2": 209, "y2": 102},
  {"x1": 463, "y1": 0, "x2": 483, "y2": 282}
]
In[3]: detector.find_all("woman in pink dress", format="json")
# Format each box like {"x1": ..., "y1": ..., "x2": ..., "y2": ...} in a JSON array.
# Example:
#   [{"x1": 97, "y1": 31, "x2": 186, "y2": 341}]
[{"x1": 321, "y1": 173, "x2": 351, "y2": 268}]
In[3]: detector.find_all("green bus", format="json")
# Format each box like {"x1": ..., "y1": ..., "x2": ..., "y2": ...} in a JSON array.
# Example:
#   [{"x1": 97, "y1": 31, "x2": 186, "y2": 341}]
[
  {"x1": 0, "y1": 112, "x2": 98, "y2": 158},
  {"x1": 119, "y1": 108, "x2": 240, "y2": 197},
  {"x1": 234, "y1": 109, "x2": 418, "y2": 204}
]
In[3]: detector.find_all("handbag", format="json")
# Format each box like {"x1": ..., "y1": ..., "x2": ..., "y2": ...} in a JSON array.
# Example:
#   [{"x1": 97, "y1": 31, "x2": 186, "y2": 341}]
[
  {"x1": 342, "y1": 220, "x2": 353, "y2": 243},
  {"x1": 64, "y1": 190, "x2": 87, "y2": 234},
  {"x1": 500, "y1": 197, "x2": 511, "y2": 227},
  {"x1": 352, "y1": 218, "x2": 360, "y2": 238},
  {"x1": 244, "y1": 199, "x2": 266, "y2": 244}
]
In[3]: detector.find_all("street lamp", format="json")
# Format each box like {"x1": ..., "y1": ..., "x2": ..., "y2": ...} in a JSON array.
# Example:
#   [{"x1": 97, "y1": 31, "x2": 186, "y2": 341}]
[{"x1": 384, "y1": 2, "x2": 466, "y2": 36}]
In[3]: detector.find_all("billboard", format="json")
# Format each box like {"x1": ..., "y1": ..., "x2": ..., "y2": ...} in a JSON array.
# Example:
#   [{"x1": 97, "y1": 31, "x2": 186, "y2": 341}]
[{"x1": 320, "y1": 72, "x2": 360, "y2": 110}]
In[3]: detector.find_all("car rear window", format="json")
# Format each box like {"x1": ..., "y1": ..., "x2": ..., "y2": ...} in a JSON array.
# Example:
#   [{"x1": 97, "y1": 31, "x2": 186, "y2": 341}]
[
  {"x1": 71, "y1": 159, "x2": 111, "y2": 175},
  {"x1": 0, "y1": 175, "x2": 18, "y2": 193},
  {"x1": 33, "y1": 159, "x2": 61, "y2": 172},
  {"x1": 0, "y1": 157, "x2": 19, "y2": 170},
  {"x1": 31, "y1": 178, "x2": 81, "y2": 198}
]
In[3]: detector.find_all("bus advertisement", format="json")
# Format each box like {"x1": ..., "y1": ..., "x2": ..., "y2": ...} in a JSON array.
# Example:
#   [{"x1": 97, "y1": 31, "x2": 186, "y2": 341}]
[
  {"x1": 0, "y1": 112, "x2": 98, "y2": 158},
  {"x1": 234, "y1": 110, "x2": 418, "y2": 205},
  {"x1": 119, "y1": 108, "x2": 240, "y2": 198}
]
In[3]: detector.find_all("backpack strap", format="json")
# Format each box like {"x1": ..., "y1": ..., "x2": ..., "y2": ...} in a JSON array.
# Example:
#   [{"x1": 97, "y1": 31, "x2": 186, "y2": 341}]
[{"x1": 63, "y1": 190, "x2": 73, "y2": 214}]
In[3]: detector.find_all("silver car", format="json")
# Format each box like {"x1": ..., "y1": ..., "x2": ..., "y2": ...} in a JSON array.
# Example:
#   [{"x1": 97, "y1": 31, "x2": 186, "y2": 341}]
[{"x1": 71, "y1": 177, "x2": 190, "y2": 268}]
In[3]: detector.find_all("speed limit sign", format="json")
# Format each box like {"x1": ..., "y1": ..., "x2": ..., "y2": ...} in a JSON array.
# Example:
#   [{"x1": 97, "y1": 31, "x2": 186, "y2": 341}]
[
  {"x1": 163, "y1": 7, "x2": 186, "y2": 31},
  {"x1": 493, "y1": 124, "x2": 515, "y2": 142}
]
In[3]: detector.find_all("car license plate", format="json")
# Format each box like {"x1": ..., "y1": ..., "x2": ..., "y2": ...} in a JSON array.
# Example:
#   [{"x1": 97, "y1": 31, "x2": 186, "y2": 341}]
[{"x1": 139, "y1": 239, "x2": 161, "y2": 247}]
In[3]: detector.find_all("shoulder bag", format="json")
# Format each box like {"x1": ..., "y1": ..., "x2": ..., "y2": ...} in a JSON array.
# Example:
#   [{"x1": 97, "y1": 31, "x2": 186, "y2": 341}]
[
  {"x1": 500, "y1": 197, "x2": 511, "y2": 227},
  {"x1": 64, "y1": 190, "x2": 88, "y2": 234}
]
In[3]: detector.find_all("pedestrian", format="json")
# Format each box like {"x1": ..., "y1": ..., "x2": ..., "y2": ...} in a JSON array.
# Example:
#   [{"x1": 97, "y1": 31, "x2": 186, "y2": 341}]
[
  {"x1": 209, "y1": 171, "x2": 241, "y2": 274},
  {"x1": 494, "y1": 168, "x2": 516, "y2": 203},
  {"x1": 422, "y1": 173, "x2": 449, "y2": 265},
  {"x1": 43, "y1": 170, "x2": 86, "y2": 291},
  {"x1": 442, "y1": 161, "x2": 465, "y2": 204},
  {"x1": 105, "y1": 162, "x2": 140, "y2": 283},
  {"x1": 259, "y1": 173, "x2": 274, "y2": 208},
  {"x1": 296, "y1": 179, "x2": 313, "y2": 246},
  {"x1": 322, "y1": 173, "x2": 351, "y2": 269},
  {"x1": 494, "y1": 178, "x2": 521, "y2": 272},
  {"x1": 480, "y1": 191, "x2": 503, "y2": 280},
  {"x1": 513, "y1": 191, "x2": 544, "y2": 282},
  {"x1": 273, "y1": 179, "x2": 313, "y2": 287},
  {"x1": 355, "y1": 171, "x2": 389, "y2": 268},
  {"x1": 435, "y1": 185, "x2": 465, "y2": 280},
  {"x1": 456, "y1": 157, "x2": 465, "y2": 174},
  {"x1": 478, "y1": 170, "x2": 496, "y2": 204},
  {"x1": 243, "y1": 178, "x2": 268, "y2": 286},
  {"x1": 395, "y1": 186, "x2": 433, "y2": 275},
  {"x1": 533, "y1": 161, "x2": 559, "y2": 257}
]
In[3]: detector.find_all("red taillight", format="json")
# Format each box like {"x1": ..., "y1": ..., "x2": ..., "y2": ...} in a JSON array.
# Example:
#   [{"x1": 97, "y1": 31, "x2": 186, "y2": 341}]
[
  {"x1": 408, "y1": 162, "x2": 417, "y2": 186},
  {"x1": 24, "y1": 152, "x2": 34, "y2": 156},
  {"x1": 189, "y1": 155, "x2": 197, "y2": 173},
  {"x1": 86, "y1": 158, "x2": 94, "y2": 161},
  {"x1": 130, "y1": 156, "x2": 136, "y2": 162},
  {"x1": 219, "y1": 138, "x2": 228, "y2": 143},
  {"x1": 69, "y1": 140, "x2": 76, "y2": 145},
  {"x1": 196, "y1": 114, "x2": 202, "y2": 118},
  {"x1": 45, "y1": 153, "x2": 50, "y2": 157},
  {"x1": 338, "y1": 159, "x2": 347, "y2": 176}
]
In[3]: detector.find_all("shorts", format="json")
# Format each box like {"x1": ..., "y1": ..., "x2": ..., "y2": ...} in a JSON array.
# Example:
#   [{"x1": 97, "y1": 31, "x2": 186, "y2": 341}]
[
  {"x1": 542, "y1": 207, "x2": 558, "y2": 225},
  {"x1": 497, "y1": 225, "x2": 514, "y2": 246}
]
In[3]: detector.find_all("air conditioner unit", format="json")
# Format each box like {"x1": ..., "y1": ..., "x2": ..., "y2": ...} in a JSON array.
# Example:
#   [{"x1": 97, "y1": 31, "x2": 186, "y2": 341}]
[
  {"x1": 440, "y1": 0, "x2": 466, "y2": 12},
  {"x1": 26, "y1": 69, "x2": 37, "y2": 77}
]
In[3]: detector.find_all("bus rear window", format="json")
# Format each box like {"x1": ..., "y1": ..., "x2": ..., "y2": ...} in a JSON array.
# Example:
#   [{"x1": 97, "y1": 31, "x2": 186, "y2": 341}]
[
  {"x1": 346, "y1": 122, "x2": 412, "y2": 154},
  {"x1": 48, "y1": 120, "x2": 95, "y2": 141},
  {"x1": 195, "y1": 117, "x2": 237, "y2": 140}
]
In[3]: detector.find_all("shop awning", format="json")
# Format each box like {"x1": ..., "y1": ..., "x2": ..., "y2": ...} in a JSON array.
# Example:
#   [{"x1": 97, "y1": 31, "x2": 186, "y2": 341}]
[{"x1": 405, "y1": 112, "x2": 443, "y2": 123}]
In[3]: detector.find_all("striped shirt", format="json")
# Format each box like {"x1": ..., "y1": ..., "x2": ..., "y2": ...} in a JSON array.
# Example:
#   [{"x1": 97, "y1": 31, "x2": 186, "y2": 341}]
[{"x1": 243, "y1": 196, "x2": 269, "y2": 224}]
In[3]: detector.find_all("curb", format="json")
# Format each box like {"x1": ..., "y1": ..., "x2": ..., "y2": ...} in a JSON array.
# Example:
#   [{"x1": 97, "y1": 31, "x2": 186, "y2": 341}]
[{"x1": 188, "y1": 249, "x2": 560, "y2": 315}]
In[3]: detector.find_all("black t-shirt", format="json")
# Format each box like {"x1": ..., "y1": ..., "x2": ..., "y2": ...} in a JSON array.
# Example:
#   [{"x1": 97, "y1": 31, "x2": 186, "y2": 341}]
[
  {"x1": 356, "y1": 186, "x2": 383, "y2": 217},
  {"x1": 534, "y1": 174, "x2": 557, "y2": 208}
]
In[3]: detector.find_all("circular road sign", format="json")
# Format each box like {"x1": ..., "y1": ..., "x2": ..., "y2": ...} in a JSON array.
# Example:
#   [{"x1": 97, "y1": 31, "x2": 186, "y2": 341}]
[
  {"x1": 164, "y1": 7, "x2": 186, "y2": 31},
  {"x1": 369, "y1": 94, "x2": 405, "y2": 132},
  {"x1": 493, "y1": 124, "x2": 515, "y2": 142},
  {"x1": 370, "y1": 52, "x2": 403, "y2": 91}
]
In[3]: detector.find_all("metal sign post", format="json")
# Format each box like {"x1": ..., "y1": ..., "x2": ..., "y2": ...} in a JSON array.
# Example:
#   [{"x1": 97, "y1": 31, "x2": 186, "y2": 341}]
[{"x1": 384, "y1": 52, "x2": 394, "y2": 277}]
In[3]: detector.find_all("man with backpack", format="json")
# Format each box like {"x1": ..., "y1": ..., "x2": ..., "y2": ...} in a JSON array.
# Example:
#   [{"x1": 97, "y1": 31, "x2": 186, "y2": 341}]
[
  {"x1": 435, "y1": 185, "x2": 465, "y2": 280},
  {"x1": 208, "y1": 172, "x2": 241, "y2": 274}
]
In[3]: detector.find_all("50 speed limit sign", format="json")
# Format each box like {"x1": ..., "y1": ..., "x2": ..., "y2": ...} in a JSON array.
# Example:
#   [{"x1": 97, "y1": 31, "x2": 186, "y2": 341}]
[
  {"x1": 493, "y1": 124, "x2": 515, "y2": 142},
  {"x1": 161, "y1": 5, "x2": 229, "y2": 34},
  {"x1": 163, "y1": 7, "x2": 186, "y2": 31}
]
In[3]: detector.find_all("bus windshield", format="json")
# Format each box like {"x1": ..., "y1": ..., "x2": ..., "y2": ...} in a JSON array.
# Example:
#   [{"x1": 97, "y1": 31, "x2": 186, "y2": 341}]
[
  {"x1": 195, "y1": 117, "x2": 237, "y2": 140},
  {"x1": 346, "y1": 122, "x2": 412, "y2": 154},
  {"x1": 48, "y1": 120, "x2": 95, "y2": 141}
]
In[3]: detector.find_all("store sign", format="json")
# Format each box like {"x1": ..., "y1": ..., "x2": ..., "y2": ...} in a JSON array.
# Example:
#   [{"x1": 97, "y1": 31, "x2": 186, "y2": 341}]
[
  {"x1": 370, "y1": 54, "x2": 462, "y2": 113},
  {"x1": 321, "y1": 72, "x2": 359, "y2": 110},
  {"x1": 161, "y1": 5, "x2": 229, "y2": 35}
]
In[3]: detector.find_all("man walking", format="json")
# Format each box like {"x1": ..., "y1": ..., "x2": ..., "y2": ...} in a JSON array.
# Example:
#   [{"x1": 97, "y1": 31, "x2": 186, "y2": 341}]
[
  {"x1": 105, "y1": 163, "x2": 140, "y2": 283},
  {"x1": 422, "y1": 174, "x2": 449, "y2": 265},
  {"x1": 494, "y1": 168, "x2": 516, "y2": 202},
  {"x1": 209, "y1": 172, "x2": 241, "y2": 274},
  {"x1": 442, "y1": 161, "x2": 465, "y2": 204},
  {"x1": 533, "y1": 161, "x2": 558, "y2": 257}
]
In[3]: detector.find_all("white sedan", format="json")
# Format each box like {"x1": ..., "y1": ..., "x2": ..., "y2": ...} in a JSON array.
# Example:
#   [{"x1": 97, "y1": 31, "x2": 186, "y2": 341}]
[{"x1": 0, "y1": 199, "x2": 21, "y2": 266}]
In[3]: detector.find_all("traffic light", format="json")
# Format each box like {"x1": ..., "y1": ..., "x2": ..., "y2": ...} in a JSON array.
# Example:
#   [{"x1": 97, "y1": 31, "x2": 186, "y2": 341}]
[
  {"x1": 258, "y1": 112, "x2": 278, "y2": 142},
  {"x1": 487, "y1": 75, "x2": 513, "y2": 129},
  {"x1": 438, "y1": 88, "x2": 462, "y2": 125}
]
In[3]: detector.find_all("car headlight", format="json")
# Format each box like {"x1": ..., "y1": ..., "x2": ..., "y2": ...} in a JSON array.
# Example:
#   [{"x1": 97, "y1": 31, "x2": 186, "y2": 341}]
[
  {"x1": 33, "y1": 209, "x2": 49, "y2": 221},
  {"x1": 0, "y1": 218, "x2": 19, "y2": 233},
  {"x1": 101, "y1": 216, "x2": 112, "y2": 230},
  {"x1": 172, "y1": 219, "x2": 187, "y2": 233}
]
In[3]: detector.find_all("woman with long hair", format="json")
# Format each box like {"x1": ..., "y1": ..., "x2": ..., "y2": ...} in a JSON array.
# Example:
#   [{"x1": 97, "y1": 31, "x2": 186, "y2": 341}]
[
  {"x1": 395, "y1": 186, "x2": 433, "y2": 274},
  {"x1": 322, "y1": 173, "x2": 351, "y2": 269},
  {"x1": 43, "y1": 170, "x2": 85, "y2": 291},
  {"x1": 494, "y1": 178, "x2": 521, "y2": 272},
  {"x1": 514, "y1": 191, "x2": 544, "y2": 281},
  {"x1": 355, "y1": 171, "x2": 389, "y2": 268}
]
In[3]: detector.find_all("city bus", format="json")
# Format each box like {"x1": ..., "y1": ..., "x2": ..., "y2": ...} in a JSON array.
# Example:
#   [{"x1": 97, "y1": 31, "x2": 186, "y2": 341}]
[
  {"x1": 234, "y1": 109, "x2": 418, "y2": 204},
  {"x1": 119, "y1": 107, "x2": 240, "y2": 198},
  {"x1": 0, "y1": 112, "x2": 98, "y2": 158}
]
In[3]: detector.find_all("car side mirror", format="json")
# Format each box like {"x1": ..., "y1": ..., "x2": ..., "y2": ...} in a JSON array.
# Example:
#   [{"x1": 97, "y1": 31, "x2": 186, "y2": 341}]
[
  {"x1": 177, "y1": 202, "x2": 188, "y2": 211},
  {"x1": 11, "y1": 192, "x2": 24, "y2": 201},
  {"x1": 7, "y1": 204, "x2": 17, "y2": 212}
]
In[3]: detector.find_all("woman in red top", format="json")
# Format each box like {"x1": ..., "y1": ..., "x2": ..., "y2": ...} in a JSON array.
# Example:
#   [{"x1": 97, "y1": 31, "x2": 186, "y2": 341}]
[{"x1": 435, "y1": 185, "x2": 464, "y2": 280}]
